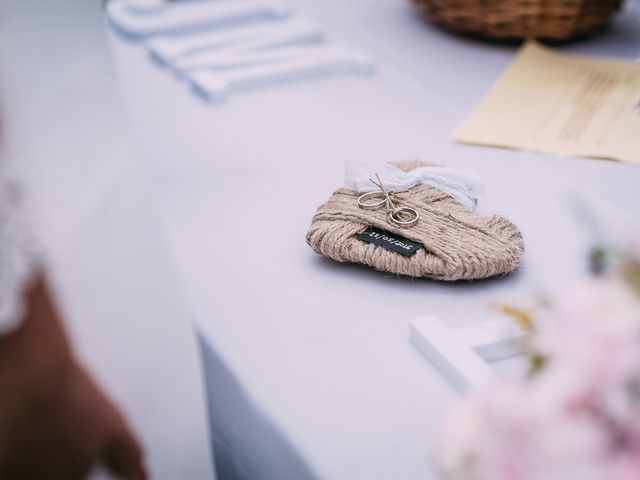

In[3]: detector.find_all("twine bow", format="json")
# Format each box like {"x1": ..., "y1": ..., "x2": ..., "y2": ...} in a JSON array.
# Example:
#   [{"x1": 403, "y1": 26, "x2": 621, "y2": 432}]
[{"x1": 357, "y1": 174, "x2": 420, "y2": 228}]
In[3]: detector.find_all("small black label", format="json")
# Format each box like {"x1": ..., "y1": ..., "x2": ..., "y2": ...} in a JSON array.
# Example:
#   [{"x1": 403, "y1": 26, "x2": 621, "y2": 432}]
[{"x1": 357, "y1": 227, "x2": 422, "y2": 257}]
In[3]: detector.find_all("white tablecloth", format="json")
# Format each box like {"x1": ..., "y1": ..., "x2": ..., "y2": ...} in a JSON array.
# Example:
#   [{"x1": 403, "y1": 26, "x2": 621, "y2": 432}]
[{"x1": 108, "y1": 0, "x2": 640, "y2": 479}]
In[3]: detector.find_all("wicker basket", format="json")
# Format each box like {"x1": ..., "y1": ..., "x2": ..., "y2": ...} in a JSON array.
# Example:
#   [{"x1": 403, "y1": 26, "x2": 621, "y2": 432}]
[{"x1": 412, "y1": 0, "x2": 623, "y2": 41}]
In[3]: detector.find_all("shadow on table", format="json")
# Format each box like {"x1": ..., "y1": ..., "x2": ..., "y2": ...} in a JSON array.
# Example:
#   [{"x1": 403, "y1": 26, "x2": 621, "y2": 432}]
[
  {"x1": 198, "y1": 334, "x2": 321, "y2": 480},
  {"x1": 310, "y1": 254, "x2": 525, "y2": 292}
]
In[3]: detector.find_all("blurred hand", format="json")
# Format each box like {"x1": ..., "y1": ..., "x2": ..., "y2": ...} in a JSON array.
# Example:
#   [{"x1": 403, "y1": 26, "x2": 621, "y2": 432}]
[{"x1": 0, "y1": 277, "x2": 146, "y2": 480}]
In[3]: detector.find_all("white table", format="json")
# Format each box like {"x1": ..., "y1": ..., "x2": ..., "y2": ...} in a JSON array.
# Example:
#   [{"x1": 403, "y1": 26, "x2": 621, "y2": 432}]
[{"x1": 110, "y1": 1, "x2": 640, "y2": 479}]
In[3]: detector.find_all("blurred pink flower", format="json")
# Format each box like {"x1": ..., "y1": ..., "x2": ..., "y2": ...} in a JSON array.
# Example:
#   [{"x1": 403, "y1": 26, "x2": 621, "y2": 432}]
[{"x1": 436, "y1": 270, "x2": 640, "y2": 480}]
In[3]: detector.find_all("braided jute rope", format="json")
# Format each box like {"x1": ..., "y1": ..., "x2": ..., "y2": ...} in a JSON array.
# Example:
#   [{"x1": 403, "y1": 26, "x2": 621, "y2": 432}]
[{"x1": 306, "y1": 161, "x2": 525, "y2": 281}]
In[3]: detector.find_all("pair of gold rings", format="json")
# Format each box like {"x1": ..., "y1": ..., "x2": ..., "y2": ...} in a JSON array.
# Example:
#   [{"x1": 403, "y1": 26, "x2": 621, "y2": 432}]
[{"x1": 357, "y1": 174, "x2": 419, "y2": 228}]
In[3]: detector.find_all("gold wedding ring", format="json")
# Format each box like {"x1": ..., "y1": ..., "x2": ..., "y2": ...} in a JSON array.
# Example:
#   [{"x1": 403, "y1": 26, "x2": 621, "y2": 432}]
[{"x1": 388, "y1": 207, "x2": 419, "y2": 228}]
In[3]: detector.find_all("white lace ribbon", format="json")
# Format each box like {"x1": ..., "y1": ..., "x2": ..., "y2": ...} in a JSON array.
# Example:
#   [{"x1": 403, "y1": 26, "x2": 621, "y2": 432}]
[
  {"x1": 0, "y1": 175, "x2": 40, "y2": 335},
  {"x1": 344, "y1": 160, "x2": 484, "y2": 211}
]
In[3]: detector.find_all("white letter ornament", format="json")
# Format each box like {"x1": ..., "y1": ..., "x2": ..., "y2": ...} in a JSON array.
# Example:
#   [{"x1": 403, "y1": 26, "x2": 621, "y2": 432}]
[{"x1": 410, "y1": 315, "x2": 529, "y2": 392}]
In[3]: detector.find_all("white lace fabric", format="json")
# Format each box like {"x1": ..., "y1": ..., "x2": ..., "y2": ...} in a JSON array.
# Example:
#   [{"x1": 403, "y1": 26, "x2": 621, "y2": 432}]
[
  {"x1": 0, "y1": 174, "x2": 40, "y2": 335},
  {"x1": 344, "y1": 160, "x2": 485, "y2": 211}
]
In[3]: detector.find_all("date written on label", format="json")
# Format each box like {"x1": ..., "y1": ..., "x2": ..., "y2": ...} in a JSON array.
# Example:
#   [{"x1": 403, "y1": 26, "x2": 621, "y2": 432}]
[{"x1": 357, "y1": 226, "x2": 423, "y2": 257}]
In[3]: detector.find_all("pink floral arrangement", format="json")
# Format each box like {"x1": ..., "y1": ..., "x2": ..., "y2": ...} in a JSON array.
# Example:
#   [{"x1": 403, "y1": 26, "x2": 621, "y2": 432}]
[{"x1": 436, "y1": 241, "x2": 640, "y2": 480}]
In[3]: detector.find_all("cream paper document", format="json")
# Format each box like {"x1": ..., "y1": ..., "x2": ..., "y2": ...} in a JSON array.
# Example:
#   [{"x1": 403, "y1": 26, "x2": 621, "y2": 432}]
[{"x1": 455, "y1": 42, "x2": 640, "y2": 164}]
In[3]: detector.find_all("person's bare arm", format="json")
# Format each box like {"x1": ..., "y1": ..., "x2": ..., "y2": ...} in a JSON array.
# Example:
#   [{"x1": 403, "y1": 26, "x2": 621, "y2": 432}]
[{"x1": 0, "y1": 275, "x2": 146, "y2": 480}]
